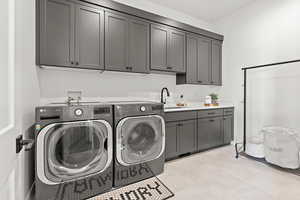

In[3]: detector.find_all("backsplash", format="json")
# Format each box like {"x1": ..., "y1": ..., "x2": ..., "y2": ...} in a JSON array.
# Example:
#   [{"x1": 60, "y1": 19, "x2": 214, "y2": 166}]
[{"x1": 38, "y1": 67, "x2": 226, "y2": 105}]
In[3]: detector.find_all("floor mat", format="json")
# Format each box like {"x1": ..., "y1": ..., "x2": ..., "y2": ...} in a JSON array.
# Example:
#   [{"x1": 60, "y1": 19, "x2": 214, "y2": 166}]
[{"x1": 88, "y1": 177, "x2": 174, "y2": 200}]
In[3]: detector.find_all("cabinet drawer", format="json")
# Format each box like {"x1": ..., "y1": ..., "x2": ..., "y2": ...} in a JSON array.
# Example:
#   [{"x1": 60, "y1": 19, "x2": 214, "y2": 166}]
[
  {"x1": 197, "y1": 109, "x2": 223, "y2": 118},
  {"x1": 224, "y1": 108, "x2": 234, "y2": 115},
  {"x1": 165, "y1": 111, "x2": 197, "y2": 122}
]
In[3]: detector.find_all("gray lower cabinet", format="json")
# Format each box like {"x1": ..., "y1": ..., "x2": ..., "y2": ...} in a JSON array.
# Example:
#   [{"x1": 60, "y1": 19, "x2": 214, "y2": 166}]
[
  {"x1": 178, "y1": 120, "x2": 197, "y2": 155},
  {"x1": 38, "y1": 0, "x2": 104, "y2": 69},
  {"x1": 197, "y1": 117, "x2": 223, "y2": 151},
  {"x1": 165, "y1": 120, "x2": 197, "y2": 160},
  {"x1": 151, "y1": 24, "x2": 186, "y2": 73},
  {"x1": 165, "y1": 122, "x2": 178, "y2": 160},
  {"x1": 165, "y1": 108, "x2": 234, "y2": 161},
  {"x1": 223, "y1": 115, "x2": 234, "y2": 144},
  {"x1": 105, "y1": 11, "x2": 149, "y2": 73}
]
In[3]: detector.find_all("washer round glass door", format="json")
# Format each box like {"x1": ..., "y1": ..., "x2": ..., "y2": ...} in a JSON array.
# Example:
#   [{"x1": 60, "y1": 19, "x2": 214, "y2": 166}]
[
  {"x1": 116, "y1": 115, "x2": 165, "y2": 166},
  {"x1": 36, "y1": 120, "x2": 112, "y2": 184}
]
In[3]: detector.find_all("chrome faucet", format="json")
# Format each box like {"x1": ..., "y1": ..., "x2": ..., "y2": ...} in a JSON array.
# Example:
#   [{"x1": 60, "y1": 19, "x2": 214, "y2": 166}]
[{"x1": 160, "y1": 87, "x2": 170, "y2": 104}]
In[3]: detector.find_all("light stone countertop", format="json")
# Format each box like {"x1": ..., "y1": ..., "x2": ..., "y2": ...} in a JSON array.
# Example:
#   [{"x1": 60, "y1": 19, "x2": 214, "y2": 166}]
[{"x1": 164, "y1": 102, "x2": 234, "y2": 113}]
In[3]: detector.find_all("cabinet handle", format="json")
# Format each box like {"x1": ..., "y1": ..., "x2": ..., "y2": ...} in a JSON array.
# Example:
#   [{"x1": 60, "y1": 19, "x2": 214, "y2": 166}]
[
  {"x1": 71, "y1": 61, "x2": 74, "y2": 65},
  {"x1": 198, "y1": 81, "x2": 203, "y2": 83},
  {"x1": 76, "y1": 62, "x2": 79, "y2": 65},
  {"x1": 177, "y1": 123, "x2": 182, "y2": 127},
  {"x1": 211, "y1": 81, "x2": 214, "y2": 84},
  {"x1": 167, "y1": 66, "x2": 173, "y2": 70},
  {"x1": 126, "y1": 66, "x2": 133, "y2": 70},
  {"x1": 209, "y1": 119, "x2": 215, "y2": 122},
  {"x1": 208, "y1": 112, "x2": 215, "y2": 115}
]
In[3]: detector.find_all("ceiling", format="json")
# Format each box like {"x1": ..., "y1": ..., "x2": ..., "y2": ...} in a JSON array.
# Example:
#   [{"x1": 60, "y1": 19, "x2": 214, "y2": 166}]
[{"x1": 146, "y1": 0, "x2": 255, "y2": 23}]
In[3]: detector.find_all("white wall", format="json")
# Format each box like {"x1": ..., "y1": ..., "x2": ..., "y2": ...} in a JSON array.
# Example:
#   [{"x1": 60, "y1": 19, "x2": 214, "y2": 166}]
[
  {"x1": 16, "y1": 0, "x2": 40, "y2": 199},
  {"x1": 38, "y1": 0, "x2": 226, "y2": 104},
  {"x1": 215, "y1": 0, "x2": 300, "y2": 141}
]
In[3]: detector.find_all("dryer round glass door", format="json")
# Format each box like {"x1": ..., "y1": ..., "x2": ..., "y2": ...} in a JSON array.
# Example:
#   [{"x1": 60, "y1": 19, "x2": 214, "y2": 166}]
[
  {"x1": 116, "y1": 115, "x2": 165, "y2": 166},
  {"x1": 36, "y1": 120, "x2": 113, "y2": 184}
]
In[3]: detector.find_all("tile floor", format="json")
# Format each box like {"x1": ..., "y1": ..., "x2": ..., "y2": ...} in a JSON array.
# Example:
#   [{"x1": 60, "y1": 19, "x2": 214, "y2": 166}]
[{"x1": 159, "y1": 145, "x2": 300, "y2": 200}]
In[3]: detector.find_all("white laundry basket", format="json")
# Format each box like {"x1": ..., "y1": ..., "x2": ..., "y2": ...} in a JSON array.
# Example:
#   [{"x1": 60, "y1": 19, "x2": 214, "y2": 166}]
[
  {"x1": 246, "y1": 133, "x2": 265, "y2": 158},
  {"x1": 263, "y1": 127, "x2": 300, "y2": 169}
]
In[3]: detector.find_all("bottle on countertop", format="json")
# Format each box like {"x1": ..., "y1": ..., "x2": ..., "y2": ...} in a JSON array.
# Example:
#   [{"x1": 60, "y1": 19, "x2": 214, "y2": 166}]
[
  {"x1": 176, "y1": 94, "x2": 186, "y2": 107},
  {"x1": 204, "y1": 95, "x2": 212, "y2": 106}
]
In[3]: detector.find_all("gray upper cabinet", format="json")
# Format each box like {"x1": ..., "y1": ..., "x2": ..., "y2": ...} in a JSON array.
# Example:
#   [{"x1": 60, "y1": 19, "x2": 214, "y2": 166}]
[
  {"x1": 105, "y1": 11, "x2": 149, "y2": 73},
  {"x1": 185, "y1": 35, "x2": 198, "y2": 84},
  {"x1": 177, "y1": 34, "x2": 222, "y2": 85},
  {"x1": 168, "y1": 29, "x2": 186, "y2": 73},
  {"x1": 128, "y1": 19, "x2": 150, "y2": 73},
  {"x1": 105, "y1": 12, "x2": 128, "y2": 72},
  {"x1": 150, "y1": 24, "x2": 168, "y2": 71},
  {"x1": 211, "y1": 40, "x2": 222, "y2": 85},
  {"x1": 151, "y1": 24, "x2": 186, "y2": 73},
  {"x1": 39, "y1": 0, "x2": 75, "y2": 67},
  {"x1": 197, "y1": 37, "x2": 211, "y2": 85},
  {"x1": 38, "y1": 0, "x2": 104, "y2": 69},
  {"x1": 75, "y1": 5, "x2": 104, "y2": 69}
]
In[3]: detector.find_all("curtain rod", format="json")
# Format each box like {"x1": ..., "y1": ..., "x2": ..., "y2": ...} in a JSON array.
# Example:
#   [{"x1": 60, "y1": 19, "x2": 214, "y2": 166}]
[{"x1": 242, "y1": 59, "x2": 300, "y2": 70}]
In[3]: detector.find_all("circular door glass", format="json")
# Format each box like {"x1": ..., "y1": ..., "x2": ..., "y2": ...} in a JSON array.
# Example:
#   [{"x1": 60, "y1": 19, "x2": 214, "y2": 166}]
[
  {"x1": 127, "y1": 123, "x2": 156, "y2": 154},
  {"x1": 43, "y1": 121, "x2": 111, "y2": 183},
  {"x1": 116, "y1": 115, "x2": 165, "y2": 165},
  {"x1": 54, "y1": 126, "x2": 102, "y2": 169}
]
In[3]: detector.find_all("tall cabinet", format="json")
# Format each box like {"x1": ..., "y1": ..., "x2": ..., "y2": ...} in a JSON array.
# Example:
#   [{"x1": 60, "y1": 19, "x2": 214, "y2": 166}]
[{"x1": 38, "y1": 0, "x2": 105, "y2": 69}]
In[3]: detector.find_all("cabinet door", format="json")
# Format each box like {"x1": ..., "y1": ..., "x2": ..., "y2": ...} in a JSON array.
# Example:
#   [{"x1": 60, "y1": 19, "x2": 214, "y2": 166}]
[
  {"x1": 178, "y1": 120, "x2": 197, "y2": 155},
  {"x1": 168, "y1": 29, "x2": 186, "y2": 73},
  {"x1": 128, "y1": 19, "x2": 150, "y2": 73},
  {"x1": 211, "y1": 40, "x2": 222, "y2": 85},
  {"x1": 223, "y1": 115, "x2": 233, "y2": 144},
  {"x1": 208, "y1": 117, "x2": 223, "y2": 147},
  {"x1": 150, "y1": 24, "x2": 168, "y2": 71},
  {"x1": 39, "y1": 0, "x2": 75, "y2": 67},
  {"x1": 197, "y1": 37, "x2": 211, "y2": 85},
  {"x1": 197, "y1": 117, "x2": 223, "y2": 150},
  {"x1": 186, "y1": 35, "x2": 198, "y2": 84},
  {"x1": 197, "y1": 118, "x2": 212, "y2": 151},
  {"x1": 165, "y1": 122, "x2": 178, "y2": 160},
  {"x1": 75, "y1": 5, "x2": 104, "y2": 69},
  {"x1": 105, "y1": 12, "x2": 128, "y2": 71}
]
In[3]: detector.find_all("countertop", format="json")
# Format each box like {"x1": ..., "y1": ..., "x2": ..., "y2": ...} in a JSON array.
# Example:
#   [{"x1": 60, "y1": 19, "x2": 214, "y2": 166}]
[{"x1": 164, "y1": 103, "x2": 234, "y2": 113}]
